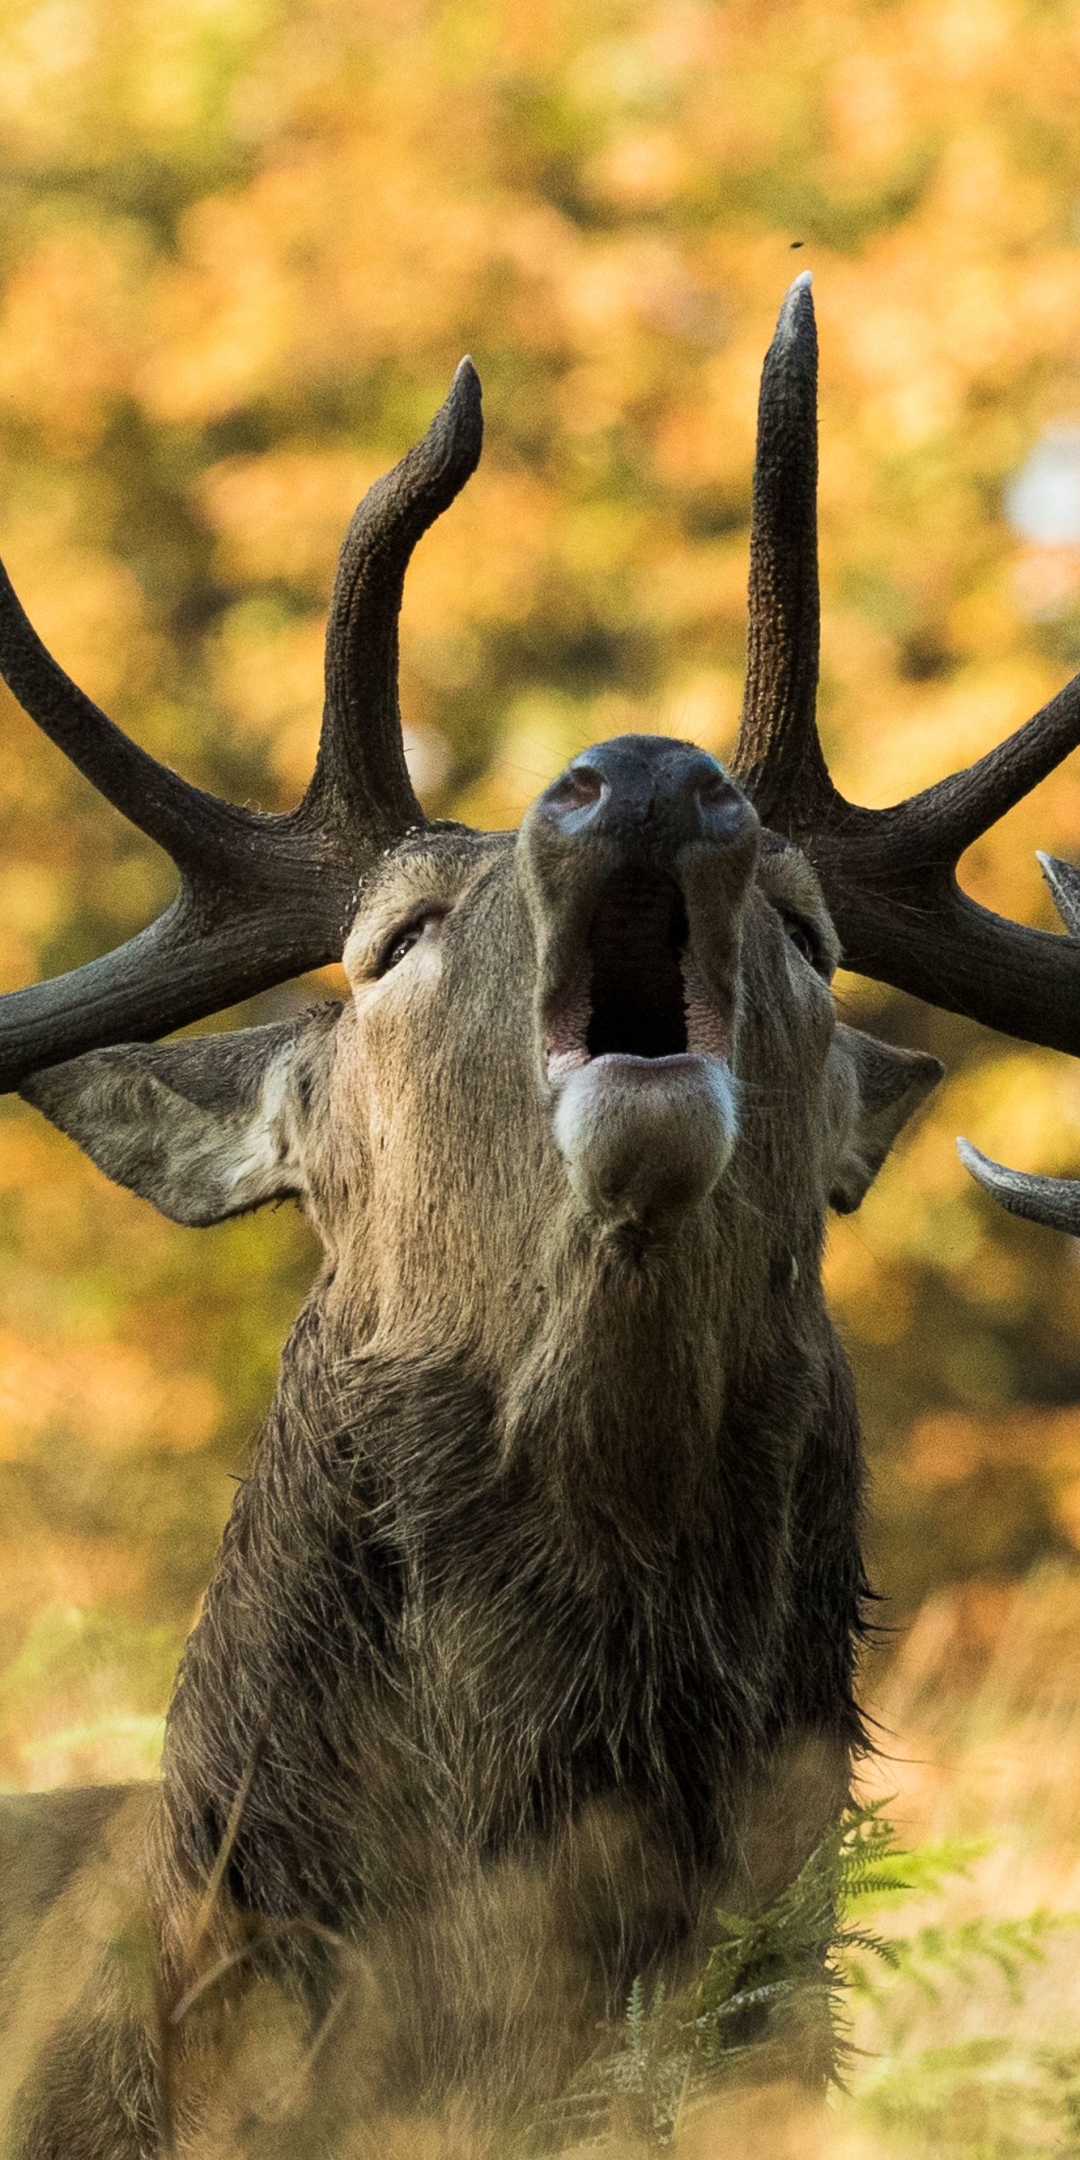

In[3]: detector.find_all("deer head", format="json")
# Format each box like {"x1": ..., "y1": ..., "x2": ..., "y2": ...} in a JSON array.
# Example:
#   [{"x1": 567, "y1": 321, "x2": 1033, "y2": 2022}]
[{"x1": 2, "y1": 276, "x2": 1079, "y2": 1454}]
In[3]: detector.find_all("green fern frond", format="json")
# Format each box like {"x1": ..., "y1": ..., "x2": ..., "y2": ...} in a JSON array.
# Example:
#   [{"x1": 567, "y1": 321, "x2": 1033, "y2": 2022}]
[
  {"x1": 881, "y1": 1909, "x2": 1077, "y2": 2005},
  {"x1": 526, "y1": 1802, "x2": 1080, "y2": 2157}
]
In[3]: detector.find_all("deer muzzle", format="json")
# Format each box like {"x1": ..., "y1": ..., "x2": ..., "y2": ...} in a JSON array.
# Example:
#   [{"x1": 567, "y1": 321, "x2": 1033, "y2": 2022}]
[{"x1": 520, "y1": 735, "x2": 760, "y2": 1225}]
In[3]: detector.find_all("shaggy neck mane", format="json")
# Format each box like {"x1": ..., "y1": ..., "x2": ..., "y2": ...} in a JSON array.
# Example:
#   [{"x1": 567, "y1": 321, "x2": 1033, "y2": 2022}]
[{"x1": 155, "y1": 1255, "x2": 867, "y2": 1955}]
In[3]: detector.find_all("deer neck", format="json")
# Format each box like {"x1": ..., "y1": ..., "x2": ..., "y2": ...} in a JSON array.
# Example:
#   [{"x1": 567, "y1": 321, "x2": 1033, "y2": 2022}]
[
  {"x1": 154, "y1": 1233, "x2": 854, "y2": 1959},
  {"x1": 310, "y1": 1174, "x2": 828, "y2": 1560}
]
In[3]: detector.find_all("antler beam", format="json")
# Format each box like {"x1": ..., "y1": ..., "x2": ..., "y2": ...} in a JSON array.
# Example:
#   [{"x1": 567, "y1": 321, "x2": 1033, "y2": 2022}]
[
  {"x1": 734, "y1": 276, "x2": 1080, "y2": 1055},
  {"x1": 0, "y1": 361, "x2": 482, "y2": 1094}
]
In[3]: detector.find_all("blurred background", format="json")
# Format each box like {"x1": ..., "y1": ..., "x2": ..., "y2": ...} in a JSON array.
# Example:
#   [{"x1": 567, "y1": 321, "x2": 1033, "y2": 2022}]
[{"x1": 0, "y1": 0, "x2": 1079, "y2": 1817}]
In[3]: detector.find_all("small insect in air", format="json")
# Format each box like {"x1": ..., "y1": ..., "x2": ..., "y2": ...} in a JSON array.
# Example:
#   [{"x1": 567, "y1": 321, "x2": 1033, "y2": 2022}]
[{"x1": 790, "y1": 239, "x2": 805, "y2": 249}]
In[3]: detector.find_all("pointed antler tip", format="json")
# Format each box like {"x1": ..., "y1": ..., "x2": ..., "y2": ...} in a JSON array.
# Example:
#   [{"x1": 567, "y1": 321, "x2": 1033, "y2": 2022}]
[
  {"x1": 956, "y1": 1134, "x2": 1022, "y2": 1206},
  {"x1": 453, "y1": 354, "x2": 481, "y2": 394},
  {"x1": 776, "y1": 269, "x2": 815, "y2": 340},
  {"x1": 956, "y1": 1132, "x2": 1080, "y2": 1234},
  {"x1": 436, "y1": 357, "x2": 482, "y2": 473},
  {"x1": 1037, "y1": 848, "x2": 1080, "y2": 938},
  {"x1": 765, "y1": 271, "x2": 817, "y2": 384},
  {"x1": 1038, "y1": 848, "x2": 1074, "y2": 879},
  {"x1": 450, "y1": 357, "x2": 483, "y2": 423}
]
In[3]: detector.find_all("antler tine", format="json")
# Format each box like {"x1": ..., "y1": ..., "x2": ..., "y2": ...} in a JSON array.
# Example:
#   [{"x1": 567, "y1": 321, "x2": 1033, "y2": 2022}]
[
  {"x1": 735, "y1": 277, "x2": 1080, "y2": 1053},
  {"x1": 821, "y1": 874, "x2": 1080, "y2": 1052},
  {"x1": 1039, "y1": 851, "x2": 1080, "y2": 936},
  {"x1": 957, "y1": 1136, "x2": 1080, "y2": 1235},
  {"x1": 304, "y1": 357, "x2": 483, "y2": 846},
  {"x1": 875, "y1": 669, "x2": 1080, "y2": 870},
  {"x1": 0, "y1": 365, "x2": 483, "y2": 1094},
  {"x1": 0, "y1": 563, "x2": 257, "y2": 881},
  {"x1": 954, "y1": 857, "x2": 1080, "y2": 1227},
  {"x1": 733, "y1": 272, "x2": 836, "y2": 826}
]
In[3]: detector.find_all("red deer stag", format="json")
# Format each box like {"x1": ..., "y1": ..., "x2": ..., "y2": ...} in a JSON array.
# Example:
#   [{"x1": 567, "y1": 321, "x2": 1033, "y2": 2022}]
[{"x1": 2, "y1": 274, "x2": 1080, "y2": 2154}]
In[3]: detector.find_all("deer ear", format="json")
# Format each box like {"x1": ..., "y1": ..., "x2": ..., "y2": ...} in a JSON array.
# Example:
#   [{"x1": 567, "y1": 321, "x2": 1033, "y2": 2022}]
[
  {"x1": 828, "y1": 1024, "x2": 942, "y2": 1215},
  {"x1": 19, "y1": 1006, "x2": 341, "y2": 1227}
]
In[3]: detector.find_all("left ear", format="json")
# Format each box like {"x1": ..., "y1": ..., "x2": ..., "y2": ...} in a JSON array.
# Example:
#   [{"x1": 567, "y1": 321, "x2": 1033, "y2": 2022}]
[
  {"x1": 827, "y1": 1024, "x2": 943, "y2": 1214},
  {"x1": 19, "y1": 1006, "x2": 341, "y2": 1227}
]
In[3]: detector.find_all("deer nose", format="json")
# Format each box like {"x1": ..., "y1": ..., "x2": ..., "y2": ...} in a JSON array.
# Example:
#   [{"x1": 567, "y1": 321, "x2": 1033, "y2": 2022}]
[{"x1": 539, "y1": 736, "x2": 756, "y2": 859}]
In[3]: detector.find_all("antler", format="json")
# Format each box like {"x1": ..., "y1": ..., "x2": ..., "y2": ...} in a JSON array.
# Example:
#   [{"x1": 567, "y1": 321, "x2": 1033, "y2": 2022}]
[
  {"x1": 956, "y1": 852, "x2": 1080, "y2": 1232},
  {"x1": 0, "y1": 359, "x2": 482, "y2": 1093},
  {"x1": 733, "y1": 275, "x2": 1080, "y2": 1056}
]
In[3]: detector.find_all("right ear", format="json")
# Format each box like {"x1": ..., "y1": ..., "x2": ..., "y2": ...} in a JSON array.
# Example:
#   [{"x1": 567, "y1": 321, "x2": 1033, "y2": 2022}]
[
  {"x1": 19, "y1": 1005, "x2": 342, "y2": 1227},
  {"x1": 827, "y1": 1023, "x2": 943, "y2": 1214}
]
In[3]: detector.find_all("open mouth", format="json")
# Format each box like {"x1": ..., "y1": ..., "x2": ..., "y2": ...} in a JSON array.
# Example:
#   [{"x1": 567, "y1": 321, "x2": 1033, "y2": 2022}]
[{"x1": 545, "y1": 869, "x2": 731, "y2": 1080}]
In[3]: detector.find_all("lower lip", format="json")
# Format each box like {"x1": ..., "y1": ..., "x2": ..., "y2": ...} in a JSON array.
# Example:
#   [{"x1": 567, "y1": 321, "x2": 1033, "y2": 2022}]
[
  {"x1": 546, "y1": 1049, "x2": 726, "y2": 1085},
  {"x1": 550, "y1": 1049, "x2": 739, "y2": 1216}
]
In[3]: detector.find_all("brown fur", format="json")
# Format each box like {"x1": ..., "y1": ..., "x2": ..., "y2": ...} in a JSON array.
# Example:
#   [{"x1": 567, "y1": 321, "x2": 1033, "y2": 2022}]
[{"x1": 5, "y1": 748, "x2": 941, "y2": 2153}]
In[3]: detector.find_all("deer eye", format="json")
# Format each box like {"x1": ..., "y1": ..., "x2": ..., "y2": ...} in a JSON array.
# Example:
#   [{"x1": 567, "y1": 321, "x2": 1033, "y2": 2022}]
[
  {"x1": 782, "y1": 911, "x2": 829, "y2": 976},
  {"x1": 377, "y1": 911, "x2": 444, "y2": 976}
]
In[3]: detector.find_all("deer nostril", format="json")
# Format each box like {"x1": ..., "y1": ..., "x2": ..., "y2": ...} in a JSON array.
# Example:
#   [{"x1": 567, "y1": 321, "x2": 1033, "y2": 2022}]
[
  {"x1": 697, "y1": 772, "x2": 737, "y2": 808},
  {"x1": 547, "y1": 766, "x2": 605, "y2": 814},
  {"x1": 696, "y1": 773, "x2": 753, "y2": 842}
]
